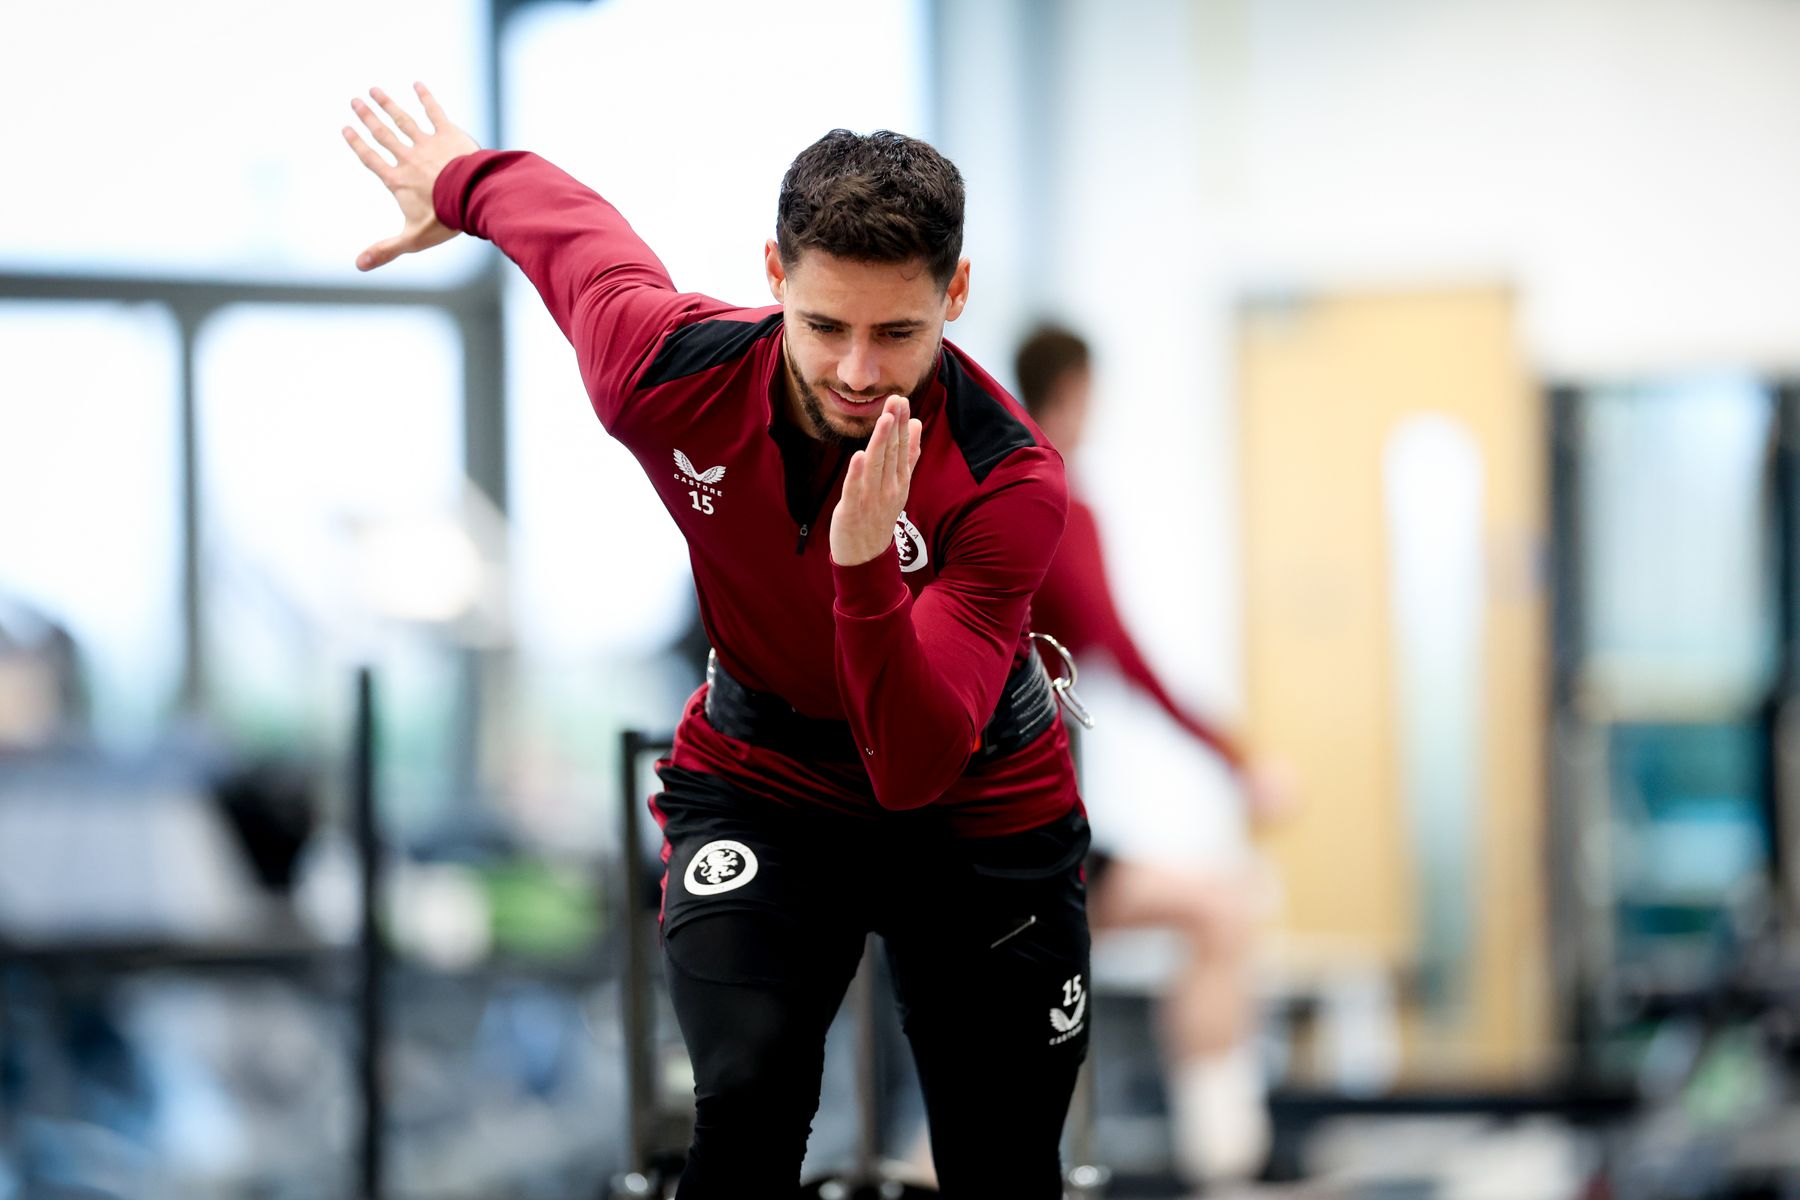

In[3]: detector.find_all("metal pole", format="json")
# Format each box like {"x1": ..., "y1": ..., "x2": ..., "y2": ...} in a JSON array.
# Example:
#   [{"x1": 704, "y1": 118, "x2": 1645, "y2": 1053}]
[
  {"x1": 619, "y1": 729, "x2": 653, "y2": 1178},
  {"x1": 1771, "y1": 384, "x2": 1800, "y2": 926},
  {"x1": 852, "y1": 937, "x2": 881, "y2": 1185},
  {"x1": 174, "y1": 308, "x2": 204, "y2": 714},
  {"x1": 1545, "y1": 385, "x2": 1597, "y2": 1072},
  {"x1": 354, "y1": 666, "x2": 385, "y2": 1200}
]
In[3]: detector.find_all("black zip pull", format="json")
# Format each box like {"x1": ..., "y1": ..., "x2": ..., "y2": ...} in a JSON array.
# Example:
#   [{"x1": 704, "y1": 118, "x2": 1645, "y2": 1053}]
[{"x1": 795, "y1": 523, "x2": 809, "y2": 554}]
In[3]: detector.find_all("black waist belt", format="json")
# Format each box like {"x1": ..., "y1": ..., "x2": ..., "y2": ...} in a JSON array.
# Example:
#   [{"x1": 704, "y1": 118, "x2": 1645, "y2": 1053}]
[{"x1": 703, "y1": 651, "x2": 1059, "y2": 765}]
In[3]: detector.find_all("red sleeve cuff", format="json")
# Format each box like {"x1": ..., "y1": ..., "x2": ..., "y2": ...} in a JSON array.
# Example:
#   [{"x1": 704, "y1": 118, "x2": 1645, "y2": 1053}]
[
  {"x1": 430, "y1": 150, "x2": 490, "y2": 233},
  {"x1": 831, "y1": 543, "x2": 909, "y2": 618}
]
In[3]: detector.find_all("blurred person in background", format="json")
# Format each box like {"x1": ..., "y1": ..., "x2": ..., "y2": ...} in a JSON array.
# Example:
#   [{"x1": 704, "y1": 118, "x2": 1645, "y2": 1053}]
[
  {"x1": 345, "y1": 86, "x2": 1090, "y2": 1198},
  {"x1": 1018, "y1": 324, "x2": 1289, "y2": 1185},
  {"x1": 0, "y1": 597, "x2": 87, "y2": 751}
]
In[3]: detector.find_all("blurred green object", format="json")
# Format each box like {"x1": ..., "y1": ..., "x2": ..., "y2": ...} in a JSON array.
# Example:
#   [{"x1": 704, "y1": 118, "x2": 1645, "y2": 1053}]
[
  {"x1": 1684, "y1": 1027, "x2": 1775, "y2": 1128},
  {"x1": 479, "y1": 861, "x2": 603, "y2": 960}
]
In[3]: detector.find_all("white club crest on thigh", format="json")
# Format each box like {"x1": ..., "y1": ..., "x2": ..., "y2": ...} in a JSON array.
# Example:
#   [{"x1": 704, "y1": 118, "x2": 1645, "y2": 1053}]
[{"x1": 683, "y1": 839, "x2": 759, "y2": 895}]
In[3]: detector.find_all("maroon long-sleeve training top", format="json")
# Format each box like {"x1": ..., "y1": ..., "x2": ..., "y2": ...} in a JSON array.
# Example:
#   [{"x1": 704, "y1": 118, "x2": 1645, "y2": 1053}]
[
  {"x1": 1030, "y1": 493, "x2": 1245, "y2": 772},
  {"x1": 434, "y1": 150, "x2": 1078, "y2": 836}
]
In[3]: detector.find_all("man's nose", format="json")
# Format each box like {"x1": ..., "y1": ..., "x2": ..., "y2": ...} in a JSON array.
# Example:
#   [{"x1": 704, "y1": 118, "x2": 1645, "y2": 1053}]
[{"x1": 838, "y1": 338, "x2": 882, "y2": 392}]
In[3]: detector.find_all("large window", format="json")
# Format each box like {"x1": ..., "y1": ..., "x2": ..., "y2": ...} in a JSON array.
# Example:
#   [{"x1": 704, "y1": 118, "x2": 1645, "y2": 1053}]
[
  {"x1": 0, "y1": 0, "x2": 489, "y2": 285},
  {"x1": 197, "y1": 305, "x2": 466, "y2": 820},
  {"x1": 1559, "y1": 374, "x2": 1783, "y2": 1032},
  {"x1": 0, "y1": 303, "x2": 182, "y2": 742},
  {"x1": 1578, "y1": 374, "x2": 1779, "y2": 716}
]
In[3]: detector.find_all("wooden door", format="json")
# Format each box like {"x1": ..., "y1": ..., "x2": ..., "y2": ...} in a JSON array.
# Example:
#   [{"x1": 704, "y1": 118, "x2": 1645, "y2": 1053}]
[{"x1": 1239, "y1": 288, "x2": 1552, "y2": 1079}]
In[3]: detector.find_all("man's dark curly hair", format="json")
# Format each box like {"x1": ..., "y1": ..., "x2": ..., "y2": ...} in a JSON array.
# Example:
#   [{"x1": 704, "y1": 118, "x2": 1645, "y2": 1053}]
[{"x1": 776, "y1": 129, "x2": 965, "y2": 290}]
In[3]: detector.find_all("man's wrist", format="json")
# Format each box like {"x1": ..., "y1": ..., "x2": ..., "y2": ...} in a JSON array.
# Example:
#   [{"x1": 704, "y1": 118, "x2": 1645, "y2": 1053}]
[
  {"x1": 430, "y1": 148, "x2": 492, "y2": 233},
  {"x1": 832, "y1": 543, "x2": 907, "y2": 617},
  {"x1": 829, "y1": 530, "x2": 894, "y2": 568}
]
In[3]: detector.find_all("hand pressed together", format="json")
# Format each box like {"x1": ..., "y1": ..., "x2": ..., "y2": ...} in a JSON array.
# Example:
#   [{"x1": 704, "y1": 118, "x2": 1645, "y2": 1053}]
[
  {"x1": 341, "y1": 83, "x2": 480, "y2": 271},
  {"x1": 829, "y1": 396, "x2": 924, "y2": 567}
]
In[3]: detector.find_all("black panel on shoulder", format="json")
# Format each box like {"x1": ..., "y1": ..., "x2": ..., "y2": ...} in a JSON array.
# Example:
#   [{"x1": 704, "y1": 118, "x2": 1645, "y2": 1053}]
[
  {"x1": 637, "y1": 312, "x2": 784, "y2": 391},
  {"x1": 938, "y1": 352, "x2": 1038, "y2": 483}
]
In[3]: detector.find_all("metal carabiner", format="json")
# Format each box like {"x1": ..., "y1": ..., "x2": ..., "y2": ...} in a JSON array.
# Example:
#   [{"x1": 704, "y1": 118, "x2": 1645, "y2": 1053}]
[{"x1": 1028, "y1": 631, "x2": 1095, "y2": 729}]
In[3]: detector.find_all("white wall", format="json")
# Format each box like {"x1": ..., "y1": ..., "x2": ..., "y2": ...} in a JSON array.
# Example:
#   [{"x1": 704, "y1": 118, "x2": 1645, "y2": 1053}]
[
  {"x1": 1233, "y1": 0, "x2": 1800, "y2": 375},
  {"x1": 938, "y1": 0, "x2": 1800, "y2": 825},
  {"x1": 929, "y1": 0, "x2": 1052, "y2": 371}
]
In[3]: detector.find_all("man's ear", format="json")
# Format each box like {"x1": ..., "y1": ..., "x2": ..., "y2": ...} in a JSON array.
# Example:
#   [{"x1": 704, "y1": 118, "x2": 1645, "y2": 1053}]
[
  {"x1": 765, "y1": 239, "x2": 786, "y2": 303},
  {"x1": 944, "y1": 258, "x2": 971, "y2": 322}
]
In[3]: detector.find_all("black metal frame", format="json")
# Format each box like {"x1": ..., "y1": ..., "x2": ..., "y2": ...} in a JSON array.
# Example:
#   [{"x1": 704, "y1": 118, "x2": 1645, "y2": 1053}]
[
  {"x1": 0, "y1": 268, "x2": 505, "y2": 748},
  {"x1": 353, "y1": 667, "x2": 385, "y2": 1199},
  {"x1": 1772, "y1": 382, "x2": 1800, "y2": 925},
  {"x1": 1545, "y1": 383, "x2": 1602, "y2": 1067},
  {"x1": 616, "y1": 728, "x2": 671, "y2": 1186},
  {"x1": 1545, "y1": 376, "x2": 1800, "y2": 1077}
]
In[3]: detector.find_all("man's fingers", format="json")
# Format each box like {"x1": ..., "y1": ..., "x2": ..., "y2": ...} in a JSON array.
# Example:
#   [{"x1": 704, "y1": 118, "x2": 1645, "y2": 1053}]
[
  {"x1": 341, "y1": 127, "x2": 395, "y2": 181},
  {"x1": 887, "y1": 398, "x2": 908, "y2": 491},
  {"x1": 369, "y1": 86, "x2": 424, "y2": 142},
  {"x1": 888, "y1": 408, "x2": 903, "y2": 490},
  {"x1": 414, "y1": 81, "x2": 450, "y2": 132},
  {"x1": 905, "y1": 417, "x2": 923, "y2": 476},
  {"x1": 865, "y1": 412, "x2": 892, "y2": 478},
  {"x1": 351, "y1": 97, "x2": 406, "y2": 157}
]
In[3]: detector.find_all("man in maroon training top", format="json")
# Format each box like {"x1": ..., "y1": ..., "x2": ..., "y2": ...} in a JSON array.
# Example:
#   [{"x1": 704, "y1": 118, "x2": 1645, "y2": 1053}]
[{"x1": 345, "y1": 85, "x2": 1087, "y2": 1198}]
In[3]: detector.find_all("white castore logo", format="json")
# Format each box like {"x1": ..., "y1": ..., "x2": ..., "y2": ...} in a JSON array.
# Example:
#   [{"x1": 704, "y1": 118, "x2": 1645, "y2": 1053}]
[
  {"x1": 1049, "y1": 973, "x2": 1087, "y2": 1044},
  {"x1": 683, "y1": 839, "x2": 759, "y2": 896},
  {"x1": 894, "y1": 510, "x2": 929, "y2": 573},
  {"x1": 674, "y1": 449, "x2": 726, "y2": 516}
]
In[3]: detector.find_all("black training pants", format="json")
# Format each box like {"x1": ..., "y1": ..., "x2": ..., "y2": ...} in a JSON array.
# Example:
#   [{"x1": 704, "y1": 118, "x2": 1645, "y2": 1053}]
[{"x1": 653, "y1": 765, "x2": 1091, "y2": 1199}]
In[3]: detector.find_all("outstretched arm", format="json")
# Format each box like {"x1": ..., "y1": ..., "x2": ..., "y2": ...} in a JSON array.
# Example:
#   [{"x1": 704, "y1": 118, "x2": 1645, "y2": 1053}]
[
  {"x1": 342, "y1": 84, "x2": 721, "y2": 429},
  {"x1": 1039, "y1": 499, "x2": 1298, "y2": 822},
  {"x1": 1042, "y1": 499, "x2": 1247, "y2": 767},
  {"x1": 341, "y1": 83, "x2": 481, "y2": 271}
]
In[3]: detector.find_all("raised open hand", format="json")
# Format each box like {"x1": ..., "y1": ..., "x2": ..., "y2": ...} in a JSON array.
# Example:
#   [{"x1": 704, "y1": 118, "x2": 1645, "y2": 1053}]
[
  {"x1": 829, "y1": 396, "x2": 924, "y2": 567},
  {"x1": 341, "y1": 83, "x2": 480, "y2": 271}
]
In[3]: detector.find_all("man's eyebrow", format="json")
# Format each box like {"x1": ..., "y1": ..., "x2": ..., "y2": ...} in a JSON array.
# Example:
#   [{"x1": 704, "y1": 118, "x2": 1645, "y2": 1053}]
[{"x1": 796, "y1": 310, "x2": 928, "y2": 330}]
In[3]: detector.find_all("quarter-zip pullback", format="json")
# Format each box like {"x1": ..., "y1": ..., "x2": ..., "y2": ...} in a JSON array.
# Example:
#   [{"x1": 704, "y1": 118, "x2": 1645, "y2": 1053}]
[
  {"x1": 770, "y1": 403, "x2": 851, "y2": 556},
  {"x1": 785, "y1": 447, "x2": 849, "y2": 556}
]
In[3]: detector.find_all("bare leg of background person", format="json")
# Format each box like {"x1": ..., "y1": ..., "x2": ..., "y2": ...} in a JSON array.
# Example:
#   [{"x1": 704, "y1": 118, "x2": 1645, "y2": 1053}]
[{"x1": 1087, "y1": 858, "x2": 1272, "y2": 1184}]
